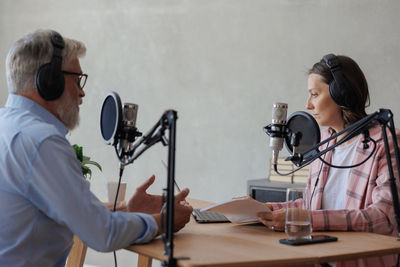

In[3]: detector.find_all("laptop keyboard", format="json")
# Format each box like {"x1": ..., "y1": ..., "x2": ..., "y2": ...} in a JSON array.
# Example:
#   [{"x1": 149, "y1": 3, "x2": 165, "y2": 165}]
[{"x1": 192, "y1": 208, "x2": 229, "y2": 223}]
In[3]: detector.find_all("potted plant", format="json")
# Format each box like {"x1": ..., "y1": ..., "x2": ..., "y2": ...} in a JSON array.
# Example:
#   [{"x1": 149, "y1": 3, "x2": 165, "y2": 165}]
[{"x1": 72, "y1": 144, "x2": 102, "y2": 180}]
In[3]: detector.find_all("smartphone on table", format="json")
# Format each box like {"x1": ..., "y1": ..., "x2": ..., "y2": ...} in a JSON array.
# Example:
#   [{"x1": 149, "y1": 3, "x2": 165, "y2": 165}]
[{"x1": 279, "y1": 235, "x2": 338, "y2": 246}]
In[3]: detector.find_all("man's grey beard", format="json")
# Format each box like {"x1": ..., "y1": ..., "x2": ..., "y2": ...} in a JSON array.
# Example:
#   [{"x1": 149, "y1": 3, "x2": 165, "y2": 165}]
[{"x1": 56, "y1": 92, "x2": 80, "y2": 131}]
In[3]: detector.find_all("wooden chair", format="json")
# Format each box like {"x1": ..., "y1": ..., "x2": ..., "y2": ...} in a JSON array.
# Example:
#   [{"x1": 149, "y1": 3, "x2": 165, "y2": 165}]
[
  {"x1": 66, "y1": 235, "x2": 153, "y2": 267},
  {"x1": 66, "y1": 235, "x2": 87, "y2": 267}
]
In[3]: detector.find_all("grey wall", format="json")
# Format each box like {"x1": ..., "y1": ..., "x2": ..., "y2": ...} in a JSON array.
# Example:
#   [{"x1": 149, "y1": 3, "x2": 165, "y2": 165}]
[{"x1": 1, "y1": 1, "x2": 400, "y2": 266}]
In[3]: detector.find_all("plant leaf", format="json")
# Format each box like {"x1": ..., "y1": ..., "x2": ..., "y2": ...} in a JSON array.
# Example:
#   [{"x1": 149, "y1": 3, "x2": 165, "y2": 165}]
[
  {"x1": 72, "y1": 144, "x2": 83, "y2": 162},
  {"x1": 72, "y1": 144, "x2": 102, "y2": 180},
  {"x1": 82, "y1": 160, "x2": 102, "y2": 172}
]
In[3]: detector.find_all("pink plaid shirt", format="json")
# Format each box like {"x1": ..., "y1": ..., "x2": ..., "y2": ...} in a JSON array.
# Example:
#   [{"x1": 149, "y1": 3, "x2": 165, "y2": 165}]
[{"x1": 271, "y1": 125, "x2": 400, "y2": 266}]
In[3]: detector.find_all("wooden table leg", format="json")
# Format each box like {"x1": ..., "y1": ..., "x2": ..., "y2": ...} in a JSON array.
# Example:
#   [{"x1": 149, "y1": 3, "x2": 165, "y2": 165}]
[{"x1": 137, "y1": 254, "x2": 152, "y2": 267}]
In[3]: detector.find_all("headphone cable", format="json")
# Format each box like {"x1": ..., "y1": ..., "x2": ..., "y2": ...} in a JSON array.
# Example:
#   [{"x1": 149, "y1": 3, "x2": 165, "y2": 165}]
[{"x1": 309, "y1": 139, "x2": 331, "y2": 208}]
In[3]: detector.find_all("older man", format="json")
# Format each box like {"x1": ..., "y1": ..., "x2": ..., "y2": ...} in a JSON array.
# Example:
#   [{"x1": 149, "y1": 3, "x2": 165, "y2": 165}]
[{"x1": 0, "y1": 29, "x2": 192, "y2": 266}]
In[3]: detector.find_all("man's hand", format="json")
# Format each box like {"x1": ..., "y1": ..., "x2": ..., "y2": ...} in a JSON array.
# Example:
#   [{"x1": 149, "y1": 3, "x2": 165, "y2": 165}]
[
  {"x1": 126, "y1": 175, "x2": 163, "y2": 214},
  {"x1": 153, "y1": 188, "x2": 193, "y2": 235},
  {"x1": 171, "y1": 188, "x2": 193, "y2": 232}
]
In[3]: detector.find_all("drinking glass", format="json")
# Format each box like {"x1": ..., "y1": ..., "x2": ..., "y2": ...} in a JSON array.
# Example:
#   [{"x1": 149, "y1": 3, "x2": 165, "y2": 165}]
[
  {"x1": 285, "y1": 187, "x2": 312, "y2": 240},
  {"x1": 107, "y1": 182, "x2": 127, "y2": 203}
]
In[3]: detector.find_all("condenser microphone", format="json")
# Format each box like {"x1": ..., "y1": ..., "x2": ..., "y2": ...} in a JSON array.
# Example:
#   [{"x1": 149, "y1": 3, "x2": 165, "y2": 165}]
[
  {"x1": 100, "y1": 91, "x2": 142, "y2": 161},
  {"x1": 119, "y1": 103, "x2": 139, "y2": 155},
  {"x1": 265, "y1": 103, "x2": 288, "y2": 165}
]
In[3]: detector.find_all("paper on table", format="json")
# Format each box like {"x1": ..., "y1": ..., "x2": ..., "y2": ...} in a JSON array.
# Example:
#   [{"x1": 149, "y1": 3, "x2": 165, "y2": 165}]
[{"x1": 200, "y1": 198, "x2": 271, "y2": 224}]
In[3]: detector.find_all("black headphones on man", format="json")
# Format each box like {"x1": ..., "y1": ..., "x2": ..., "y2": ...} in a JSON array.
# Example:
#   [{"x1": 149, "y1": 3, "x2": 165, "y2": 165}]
[
  {"x1": 322, "y1": 53, "x2": 356, "y2": 108},
  {"x1": 35, "y1": 31, "x2": 65, "y2": 101}
]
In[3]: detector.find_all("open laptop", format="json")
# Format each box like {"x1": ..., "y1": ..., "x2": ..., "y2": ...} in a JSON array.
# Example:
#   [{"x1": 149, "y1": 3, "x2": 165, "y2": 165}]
[{"x1": 161, "y1": 160, "x2": 229, "y2": 223}]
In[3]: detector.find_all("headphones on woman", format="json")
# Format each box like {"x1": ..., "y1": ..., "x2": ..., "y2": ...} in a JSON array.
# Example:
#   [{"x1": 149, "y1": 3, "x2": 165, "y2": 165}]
[
  {"x1": 322, "y1": 53, "x2": 356, "y2": 108},
  {"x1": 35, "y1": 31, "x2": 65, "y2": 101}
]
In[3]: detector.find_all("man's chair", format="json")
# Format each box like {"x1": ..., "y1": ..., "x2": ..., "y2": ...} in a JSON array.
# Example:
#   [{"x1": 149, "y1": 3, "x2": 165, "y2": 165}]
[{"x1": 66, "y1": 235, "x2": 87, "y2": 267}]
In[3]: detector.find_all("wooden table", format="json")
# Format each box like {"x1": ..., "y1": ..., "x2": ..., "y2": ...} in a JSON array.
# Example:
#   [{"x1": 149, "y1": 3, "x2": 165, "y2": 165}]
[{"x1": 126, "y1": 199, "x2": 400, "y2": 267}]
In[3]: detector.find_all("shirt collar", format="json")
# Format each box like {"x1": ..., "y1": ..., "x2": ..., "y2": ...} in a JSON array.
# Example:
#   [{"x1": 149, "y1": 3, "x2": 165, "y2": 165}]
[{"x1": 5, "y1": 94, "x2": 68, "y2": 136}]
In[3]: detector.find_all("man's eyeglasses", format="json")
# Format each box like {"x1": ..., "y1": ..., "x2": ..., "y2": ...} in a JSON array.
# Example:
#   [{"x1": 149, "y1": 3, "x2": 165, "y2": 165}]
[{"x1": 62, "y1": 71, "x2": 88, "y2": 90}]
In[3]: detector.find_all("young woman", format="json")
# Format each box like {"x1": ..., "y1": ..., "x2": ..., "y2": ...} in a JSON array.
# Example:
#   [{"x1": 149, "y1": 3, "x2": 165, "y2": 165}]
[{"x1": 258, "y1": 54, "x2": 400, "y2": 267}]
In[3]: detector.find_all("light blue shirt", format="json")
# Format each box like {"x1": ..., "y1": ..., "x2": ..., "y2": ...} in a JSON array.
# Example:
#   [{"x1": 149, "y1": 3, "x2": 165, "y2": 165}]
[{"x1": 0, "y1": 94, "x2": 158, "y2": 267}]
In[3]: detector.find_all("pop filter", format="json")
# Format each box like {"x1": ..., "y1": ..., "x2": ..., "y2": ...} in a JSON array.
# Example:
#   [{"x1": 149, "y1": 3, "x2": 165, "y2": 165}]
[
  {"x1": 284, "y1": 111, "x2": 320, "y2": 155},
  {"x1": 100, "y1": 91, "x2": 122, "y2": 145}
]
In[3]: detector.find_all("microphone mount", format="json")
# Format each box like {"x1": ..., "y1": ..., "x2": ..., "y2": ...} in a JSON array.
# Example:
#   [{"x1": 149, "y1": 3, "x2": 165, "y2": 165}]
[
  {"x1": 122, "y1": 126, "x2": 142, "y2": 143},
  {"x1": 116, "y1": 126, "x2": 142, "y2": 159},
  {"x1": 263, "y1": 123, "x2": 288, "y2": 138}
]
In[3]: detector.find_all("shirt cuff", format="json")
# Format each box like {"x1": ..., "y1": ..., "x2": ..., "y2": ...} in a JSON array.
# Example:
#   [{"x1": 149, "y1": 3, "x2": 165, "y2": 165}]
[{"x1": 132, "y1": 213, "x2": 159, "y2": 244}]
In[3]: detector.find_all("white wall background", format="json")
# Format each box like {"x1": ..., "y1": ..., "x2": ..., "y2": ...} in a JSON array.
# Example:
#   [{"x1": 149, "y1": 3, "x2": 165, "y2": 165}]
[{"x1": 1, "y1": 1, "x2": 400, "y2": 266}]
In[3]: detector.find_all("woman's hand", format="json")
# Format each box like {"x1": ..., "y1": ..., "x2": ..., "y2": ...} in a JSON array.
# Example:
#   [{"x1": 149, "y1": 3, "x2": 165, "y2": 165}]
[{"x1": 257, "y1": 208, "x2": 286, "y2": 232}]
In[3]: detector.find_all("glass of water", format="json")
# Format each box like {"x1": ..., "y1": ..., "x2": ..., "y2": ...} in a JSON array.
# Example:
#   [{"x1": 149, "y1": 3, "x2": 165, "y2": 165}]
[{"x1": 285, "y1": 187, "x2": 312, "y2": 240}]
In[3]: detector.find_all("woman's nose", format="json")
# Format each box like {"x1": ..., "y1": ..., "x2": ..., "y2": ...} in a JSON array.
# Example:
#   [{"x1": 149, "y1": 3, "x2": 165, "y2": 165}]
[{"x1": 305, "y1": 97, "x2": 312, "y2": 110}]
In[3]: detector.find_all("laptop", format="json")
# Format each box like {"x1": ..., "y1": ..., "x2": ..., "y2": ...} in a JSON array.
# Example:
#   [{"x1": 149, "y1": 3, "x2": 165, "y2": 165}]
[
  {"x1": 161, "y1": 160, "x2": 229, "y2": 223},
  {"x1": 192, "y1": 208, "x2": 230, "y2": 223}
]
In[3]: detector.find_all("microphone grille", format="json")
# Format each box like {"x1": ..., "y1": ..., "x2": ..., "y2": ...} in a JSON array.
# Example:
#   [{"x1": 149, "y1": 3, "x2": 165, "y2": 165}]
[
  {"x1": 272, "y1": 102, "x2": 288, "y2": 124},
  {"x1": 123, "y1": 103, "x2": 138, "y2": 127}
]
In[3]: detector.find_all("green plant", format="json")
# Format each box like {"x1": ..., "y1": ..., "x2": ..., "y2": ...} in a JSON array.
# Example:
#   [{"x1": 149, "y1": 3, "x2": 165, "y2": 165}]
[{"x1": 72, "y1": 144, "x2": 102, "y2": 180}]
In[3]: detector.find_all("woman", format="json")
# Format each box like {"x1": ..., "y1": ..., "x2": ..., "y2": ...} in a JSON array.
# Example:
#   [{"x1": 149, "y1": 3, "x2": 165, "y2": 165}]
[{"x1": 258, "y1": 54, "x2": 400, "y2": 267}]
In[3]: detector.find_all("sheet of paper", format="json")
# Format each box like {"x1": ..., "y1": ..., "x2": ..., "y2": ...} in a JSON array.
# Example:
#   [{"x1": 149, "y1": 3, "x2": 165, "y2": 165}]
[{"x1": 200, "y1": 198, "x2": 271, "y2": 224}]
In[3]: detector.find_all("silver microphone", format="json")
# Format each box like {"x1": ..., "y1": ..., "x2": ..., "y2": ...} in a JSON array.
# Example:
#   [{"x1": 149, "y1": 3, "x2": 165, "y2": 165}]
[
  {"x1": 269, "y1": 103, "x2": 288, "y2": 165},
  {"x1": 123, "y1": 103, "x2": 138, "y2": 127},
  {"x1": 120, "y1": 103, "x2": 139, "y2": 154}
]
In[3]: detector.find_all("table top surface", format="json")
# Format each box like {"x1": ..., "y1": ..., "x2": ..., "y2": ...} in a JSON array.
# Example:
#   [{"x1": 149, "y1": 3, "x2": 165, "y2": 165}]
[{"x1": 126, "y1": 199, "x2": 400, "y2": 267}]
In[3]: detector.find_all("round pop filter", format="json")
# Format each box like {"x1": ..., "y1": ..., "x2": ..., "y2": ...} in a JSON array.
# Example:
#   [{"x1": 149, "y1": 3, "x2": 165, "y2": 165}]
[
  {"x1": 100, "y1": 91, "x2": 122, "y2": 145},
  {"x1": 284, "y1": 111, "x2": 320, "y2": 155}
]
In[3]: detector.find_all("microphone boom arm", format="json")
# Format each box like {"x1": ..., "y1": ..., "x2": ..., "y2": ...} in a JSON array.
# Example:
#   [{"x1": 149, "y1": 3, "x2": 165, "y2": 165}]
[
  {"x1": 289, "y1": 111, "x2": 380, "y2": 166},
  {"x1": 291, "y1": 109, "x2": 400, "y2": 238},
  {"x1": 114, "y1": 109, "x2": 180, "y2": 266}
]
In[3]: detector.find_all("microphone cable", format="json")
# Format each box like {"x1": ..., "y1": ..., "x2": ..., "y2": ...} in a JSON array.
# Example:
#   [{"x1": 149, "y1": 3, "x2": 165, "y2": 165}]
[{"x1": 112, "y1": 166, "x2": 125, "y2": 267}]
